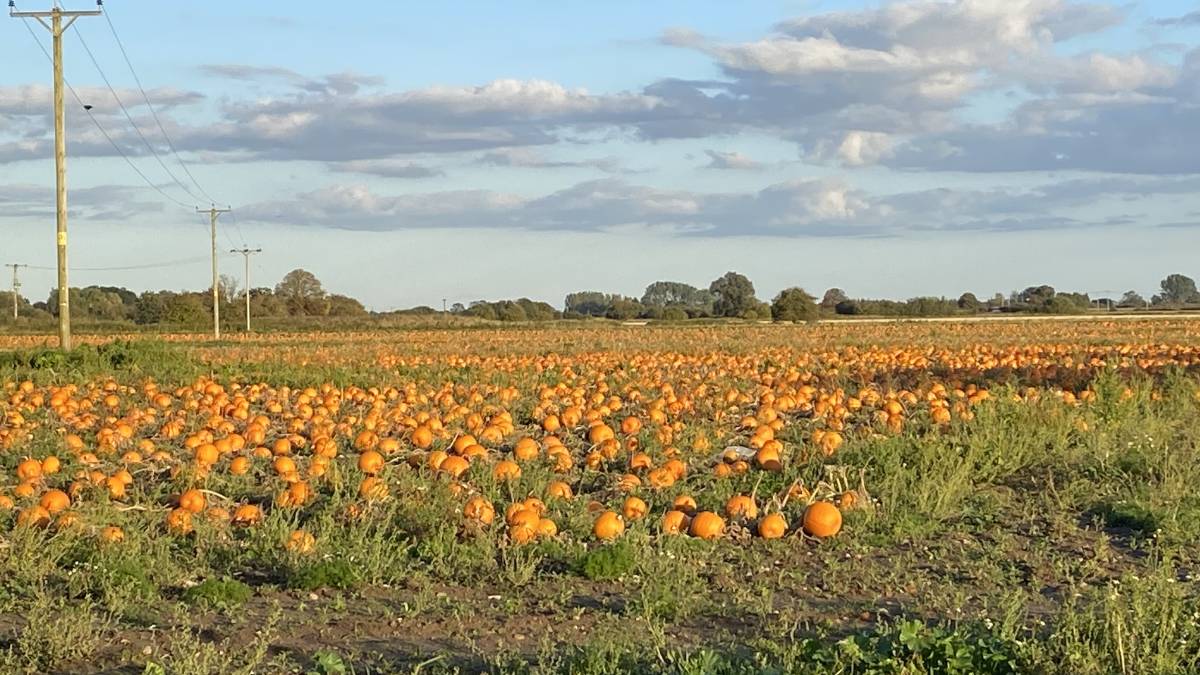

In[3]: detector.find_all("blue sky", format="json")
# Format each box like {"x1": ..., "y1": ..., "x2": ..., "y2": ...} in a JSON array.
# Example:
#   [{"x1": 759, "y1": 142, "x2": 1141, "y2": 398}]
[{"x1": 2, "y1": 0, "x2": 1198, "y2": 309}]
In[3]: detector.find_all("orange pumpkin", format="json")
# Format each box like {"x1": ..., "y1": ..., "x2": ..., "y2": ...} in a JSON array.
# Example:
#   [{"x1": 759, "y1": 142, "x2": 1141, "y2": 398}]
[
  {"x1": 802, "y1": 501, "x2": 842, "y2": 538},
  {"x1": 688, "y1": 511, "x2": 725, "y2": 540},
  {"x1": 592, "y1": 511, "x2": 625, "y2": 541}
]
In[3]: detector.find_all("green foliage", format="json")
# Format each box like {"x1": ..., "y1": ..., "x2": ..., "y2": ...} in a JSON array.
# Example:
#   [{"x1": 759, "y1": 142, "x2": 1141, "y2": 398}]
[
  {"x1": 287, "y1": 560, "x2": 359, "y2": 591},
  {"x1": 576, "y1": 540, "x2": 637, "y2": 580},
  {"x1": 181, "y1": 578, "x2": 253, "y2": 610},
  {"x1": 307, "y1": 650, "x2": 350, "y2": 675},
  {"x1": 641, "y1": 281, "x2": 714, "y2": 315},
  {"x1": 0, "y1": 339, "x2": 196, "y2": 379},
  {"x1": 11, "y1": 596, "x2": 107, "y2": 672},
  {"x1": 709, "y1": 271, "x2": 757, "y2": 317},
  {"x1": 771, "y1": 287, "x2": 819, "y2": 322},
  {"x1": 830, "y1": 619, "x2": 1022, "y2": 674},
  {"x1": 1156, "y1": 273, "x2": 1199, "y2": 305},
  {"x1": 1089, "y1": 500, "x2": 1159, "y2": 536}
]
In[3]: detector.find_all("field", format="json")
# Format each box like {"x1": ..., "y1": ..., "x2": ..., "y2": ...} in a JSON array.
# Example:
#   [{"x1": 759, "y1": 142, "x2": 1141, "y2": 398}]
[{"x1": 0, "y1": 319, "x2": 1199, "y2": 674}]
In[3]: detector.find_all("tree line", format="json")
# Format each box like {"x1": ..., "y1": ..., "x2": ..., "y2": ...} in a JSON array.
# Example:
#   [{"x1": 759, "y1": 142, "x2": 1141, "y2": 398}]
[
  {"x1": 3, "y1": 269, "x2": 1197, "y2": 327},
  {"x1": 0, "y1": 269, "x2": 366, "y2": 325}
]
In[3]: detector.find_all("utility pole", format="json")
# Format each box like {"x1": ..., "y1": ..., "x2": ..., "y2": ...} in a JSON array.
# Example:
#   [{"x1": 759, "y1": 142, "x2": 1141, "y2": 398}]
[
  {"x1": 11, "y1": 2, "x2": 103, "y2": 350},
  {"x1": 6, "y1": 264, "x2": 28, "y2": 319},
  {"x1": 230, "y1": 248, "x2": 261, "y2": 332},
  {"x1": 198, "y1": 205, "x2": 231, "y2": 339}
]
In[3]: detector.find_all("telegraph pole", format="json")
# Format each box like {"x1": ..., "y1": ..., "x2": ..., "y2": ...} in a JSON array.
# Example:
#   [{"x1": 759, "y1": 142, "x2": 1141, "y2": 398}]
[
  {"x1": 11, "y1": 2, "x2": 103, "y2": 350},
  {"x1": 198, "y1": 205, "x2": 231, "y2": 339},
  {"x1": 230, "y1": 248, "x2": 261, "y2": 332},
  {"x1": 6, "y1": 264, "x2": 28, "y2": 319}
]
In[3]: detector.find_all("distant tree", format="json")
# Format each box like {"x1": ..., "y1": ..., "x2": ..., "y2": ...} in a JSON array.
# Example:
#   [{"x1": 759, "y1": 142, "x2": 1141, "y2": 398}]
[
  {"x1": 709, "y1": 272, "x2": 757, "y2": 318},
  {"x1": 516, "y1": 298, "x2": 557, "y2": 321},
  {"x1": 495, "y1": 301, "x2": 527, "y2": 322},
  {"x1": 249, "y1": 288, "x2": 288, "y2": 317},
  {"x1": 819, "y1": 288, "x2": 848, "y2": 310},
  {"x1": 835, "y1": 300, "x2": 861, "y2": 315},
  {"x1": 327, "y1": 294, "x2": 368, "y2": 316},
  {"x1": 565, "y1": 291, "x2": 618, "y2": 317},
  {"x1": 957, "y1": 292, "x2": 981, "y2": 311},
  {"x1": 1119, "y1": 290, "x2": 1146, "y2": 307},
  {"x1": 0, "y1": 290, "x2": 32, "y2": 319},
  {"x1": 662, "y1": 306, "x2": 689, "y2": 321},
  {"x1": 641, "y1": 281, "x2": 714, "y2": 315},
  {"x1": 1017, "y1": 285, "x2": 1056, "y2": 306},
  {"x1": 901, "y1": 297, "x2": 958, "y2": 316},
  {"x1": 450, "y1": 302, "x2": 466, "y2": 314},
  {"x1": 133, "y1": 291, "x2": 171, "y2": 324},
  {"x1": 641, "y1": 305, "x2": 664, "y2": 320},
  {"x1": 1157, "y1": 274, "x2": 1199, "y2": 305},
  {"x1": 1055, "y1": 292, "x2": 1091, "y2": 310},
  {"x1": 164, "y1": 293, "x2": 208, "y2": 325},
  {"x1": 606, "y1": 297, "x2": 644, "y2": 320},
  {"x1": 467, "y1": 301, "x2": 498, "y2": 321},
  {"x1": 771, "y1": 287, "x2": 818, "y2": 323},
  {"x1": 217, "y1": 275, "x2": 241, "y2": 306},
  {"x1": 90, "y1": 286, "x2": 138, "y2": 307},
  {"x1": 275, "y1": 269, "x2": 326, "y2": 315},
  {"x1": 1044, "y1": 295, "x2": 1087, "y2": 314}
]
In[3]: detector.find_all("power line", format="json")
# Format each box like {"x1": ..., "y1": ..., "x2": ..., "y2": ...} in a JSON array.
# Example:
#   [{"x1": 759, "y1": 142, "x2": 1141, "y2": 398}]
[
  {"x1": 25, "y1": 254, "x2": 234, "y2": 272},
  {"x1": 226, "y1": 206, "x2": 248, "y2": 248},
  {"x1": 101, "y1": 5, "x2": 219, "y2": 205},
  {"x1": 70, "y1": 19, "x2": 204, "y2": 204},
  {"x1": 16, "y1": 12, "x2": 196, "y2": 211}
]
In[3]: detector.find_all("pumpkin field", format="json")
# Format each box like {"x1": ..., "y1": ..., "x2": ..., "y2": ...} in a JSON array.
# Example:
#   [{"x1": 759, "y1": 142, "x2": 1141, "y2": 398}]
[{"x1": 0, "y1": 319, "x2": 1199, "y2": 673}]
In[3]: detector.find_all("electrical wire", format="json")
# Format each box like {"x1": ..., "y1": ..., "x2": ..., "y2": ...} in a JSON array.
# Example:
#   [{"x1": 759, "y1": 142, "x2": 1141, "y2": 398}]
[
  {"x1": 25, "y1": 253, "x2": 234, "y2": 272},
  {"x1": 101, "y1": 7, "x2": 221, "y2": 205},
  {"x1": 71, "y1": 22, "x2": 204, "y2": 204},
  {"x1": 17, "y1": 14, "x2": 196, "y2": 210},
  {"x1": 226, "y1": 207, "x2": 249, "y2": 248}
]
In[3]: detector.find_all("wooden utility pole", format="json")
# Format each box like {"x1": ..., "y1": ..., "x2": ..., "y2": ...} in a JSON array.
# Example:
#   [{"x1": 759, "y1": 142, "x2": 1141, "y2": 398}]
[
  {"x1": 198, "y1": 206, "x2": 231, "y2": 339},
  {"x1": 230, "y1": 248, "x2": 262, "y2": 332},
  {"x1": 6, "y1": 264, "x2": 28, "y2": 319},
  {"x1": 11, "y1": 3, "x2": 103, "y2": 350}
]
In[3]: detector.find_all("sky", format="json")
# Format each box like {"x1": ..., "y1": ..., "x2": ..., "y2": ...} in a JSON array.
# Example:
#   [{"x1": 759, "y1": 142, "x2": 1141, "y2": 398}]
[{"x1": 1, "y1": 0, "x2": 1198, "y2": 310}]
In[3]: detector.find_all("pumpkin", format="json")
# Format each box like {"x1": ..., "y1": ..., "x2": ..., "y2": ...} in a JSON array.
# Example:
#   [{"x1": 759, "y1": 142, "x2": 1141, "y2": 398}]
[
  {"x1": 166, "y1": 507, "x2": 193, "y2": 534},
  {"x1": 38, "y1": 489, "x2": 71, "y2": 514},
  {"x1": 661, "y1": 509, "x2": 689, "y2": 534},
  {"x1": 464, "y1": 496, "x2": 495, "y2": 524},
  {"x1": 535, "y1": 517, "x2": 558, "y2": 537},
  {"x1": 285, "y1": 530, "x2": 316, "y2": 554},
  {"x1": 802, "y1": 501, "x2": 842, "y2": 538},
  {"x1": 16, "y1": 505, "x2": 51, "y2": 528},
  {"x1": 672, "y1": 495, "x2": 698, "y2": 515},
  {"x1": 232, "y1": 504, "x2": 263, "y2": 526},
  {"x1": 546, "y1": 480, "x2": 573, "y2": 500},
  {"x1": 357, "y1": 450, "x2": 385, "y2": 475},
  {"x1": 16, "y1": 458, "x2": 42, "y2": 482},
  {"x1": 622, "y1": 496, "x2": 648, "y2": 520},
  {"x1": 359, "y1": 476, "x2": 389, "y2": 501},
  {"x1": 230, "y1": 456, "x2": 251, "y2": 475},
  {"x1": 757, "y1": 513, "x2": 787, "y2": 539},
  {"x1": 724, "y1": 495, "x2": 758, "y2": 520},
  {"x1": 593, "y1": 511, "x2": 625, "y2": 541},
  {"x1": 438, "y1": 455, "x2": 470, "y2": 478},
  {"x1": 179, "y1": 489, "x2": 207, "y2": 514},
  {"x1": 493, "y1": 460, "x2": 522, "y2": 481},
  {"x1": 688, "y1": 511, "x2": 725, "y2": 540}
]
